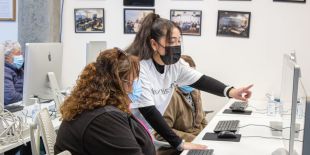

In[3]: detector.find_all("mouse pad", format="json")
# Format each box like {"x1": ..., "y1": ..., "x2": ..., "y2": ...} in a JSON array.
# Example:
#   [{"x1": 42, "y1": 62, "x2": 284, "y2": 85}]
[
  {"x1": 202, "y1": 132, "x2": 241, "y2": 142},
  {"x1": 223, "y1": 109, "x2": 252, "y2": 115}
]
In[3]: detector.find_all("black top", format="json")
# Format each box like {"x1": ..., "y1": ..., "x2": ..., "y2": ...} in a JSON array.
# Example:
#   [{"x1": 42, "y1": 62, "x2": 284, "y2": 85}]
[{"x1": 55, "y1": 105, "x2": 155, "y2": 155}]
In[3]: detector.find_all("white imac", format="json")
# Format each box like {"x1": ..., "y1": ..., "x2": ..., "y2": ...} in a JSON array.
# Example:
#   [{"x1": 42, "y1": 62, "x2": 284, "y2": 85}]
[
  {"x1": 292, "y1": 79, "x2": 309, "y2": 155},
  {"x1": 86, "y1": 41, "x2": 107, "y2": 64},
  {"x1": 23, "y1": 43, "x2": 63, "y2": 106},
  {"x1": 272, "y1": 53, "x2": 300, "y2": 155},
  {"x1": 0, "y1": 44, "x2": 4, "y2": 112}
]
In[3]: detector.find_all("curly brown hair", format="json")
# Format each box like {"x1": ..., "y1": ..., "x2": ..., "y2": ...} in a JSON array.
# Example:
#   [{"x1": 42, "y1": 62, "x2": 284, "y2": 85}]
[{"x1": 60, "y1": 48, "x2": 140, "y2": 121}]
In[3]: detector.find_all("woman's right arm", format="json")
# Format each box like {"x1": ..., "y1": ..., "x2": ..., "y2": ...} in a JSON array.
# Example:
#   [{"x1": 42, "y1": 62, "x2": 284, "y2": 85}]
[{"x1": 139, "y1": 106, "x2": 183, "y2": 148}]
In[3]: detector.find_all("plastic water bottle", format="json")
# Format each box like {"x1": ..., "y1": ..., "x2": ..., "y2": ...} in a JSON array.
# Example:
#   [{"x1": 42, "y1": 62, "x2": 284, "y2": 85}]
[
  {"x1": 31, "y1": 98, "x2": 41, "y2": 121},
  {"x1": 266, "y1": 93, "x2": 276, "y2": 116},
  {"x1": 267, "y1": 100, "x2": 276, "y2": 116}
]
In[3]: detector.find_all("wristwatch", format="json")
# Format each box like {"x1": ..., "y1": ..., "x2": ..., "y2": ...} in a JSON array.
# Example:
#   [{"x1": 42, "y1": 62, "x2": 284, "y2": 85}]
[{"x1": 176, "y1": 140, "x2": 185, "y2": 151}]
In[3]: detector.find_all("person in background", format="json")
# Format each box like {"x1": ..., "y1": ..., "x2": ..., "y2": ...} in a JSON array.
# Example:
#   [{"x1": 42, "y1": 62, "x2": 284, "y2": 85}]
[
  {"x1": 126, "y1": 13, "x2": 253, "y2": 152},
  {"x1": 154, "y1": 55, "x2": 208, "y2": 155},
  {"x1": 55, "y1": 48, "x2": 156, "y2": 155},
  {"x1": 2, "y1": 40, "x2": 24, "y2": 106}
]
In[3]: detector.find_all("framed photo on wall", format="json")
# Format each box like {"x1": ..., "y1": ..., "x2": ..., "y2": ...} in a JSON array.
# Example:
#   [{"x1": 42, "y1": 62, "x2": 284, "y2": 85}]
[
  {"x1": 216, "y1": 10, "x2": 251, "y2": 38},
  {"x1": 170, "y1": 10, "x2": 202, "y2": 36},
  {"x1": 124, "y1": 8, "x2": 155, "y2": 34},
  {"x1": 74, "y1": 8, "x2": 105, "y2": 33},
  {"x1": 0, "y1": 0, "x2": 16, "y2": 21},
  {"x1": 273, "y1": 0, "x2": 305, "y2": 2}
]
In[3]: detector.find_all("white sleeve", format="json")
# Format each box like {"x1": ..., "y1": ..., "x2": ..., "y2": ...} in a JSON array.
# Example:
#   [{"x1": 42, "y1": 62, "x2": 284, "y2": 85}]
[
  {"x1": 176, "y1": 59, "x2": 203, "y2": 87},
  {"x1": 131, "y1": 63, "x2": 154, "y2": 108}
]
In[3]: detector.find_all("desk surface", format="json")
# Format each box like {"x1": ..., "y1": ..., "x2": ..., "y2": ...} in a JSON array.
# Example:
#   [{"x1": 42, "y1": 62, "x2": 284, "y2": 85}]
[
  {"x1": 181, "y1": 99, "x2": 293, "y2": 155},
  {"x1": 0, "y1": 102, "x2": 61, "y2": 153}
]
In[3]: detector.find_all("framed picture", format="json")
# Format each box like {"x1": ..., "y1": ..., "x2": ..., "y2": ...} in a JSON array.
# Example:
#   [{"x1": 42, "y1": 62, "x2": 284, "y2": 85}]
[
  {"x1": 74, "y1": 8, "x2": 105, "y2": 33},
  {"x1": 216, "y1": 10, "x2": 251, "y2": 38},
  {"x1": 124, "y1": 8, "x2": 155, "y2": 34},
  {"x1": 219, "y1": 0, "x2": 252, "y2": 1},
  {"x1": 0, "y1": 0, "x2": 16, "y2": 21},
  {"x1": 273, "y1": 0, "x2": 305, "y2": 2},
  {"x1": 170, "y1": 10, "x2": 202, "y2": 36}
]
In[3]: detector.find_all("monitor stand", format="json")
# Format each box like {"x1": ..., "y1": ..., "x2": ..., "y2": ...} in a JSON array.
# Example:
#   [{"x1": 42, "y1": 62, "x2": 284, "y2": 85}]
[
  {"x1": 270, "y1": 121, "x2": 283, "y2": 136},
  {"x1": 272, "y1": 148, "x2": 298, "y2": 155}
]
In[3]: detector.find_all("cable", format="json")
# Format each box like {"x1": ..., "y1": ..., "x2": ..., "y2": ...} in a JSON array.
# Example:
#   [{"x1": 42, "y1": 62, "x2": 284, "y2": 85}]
[
  {"x1": 248, "y1": 105, "x2": 267, "y2": 111},
  {"x1": 21, "y1": 110, "x2": 32, "y2": 119},
  {"x1": 238, "y1": 124, "x2": 290, "y2": 131},
  {"x1": 253, "y1": 111, "x2": 267, "y2": 114},
  {"x1": 0, "y1": 109, "x2": 25, "y2": 145},
  {"x1": 242, "y1": 136, "x2": 303, "y2": 142}
]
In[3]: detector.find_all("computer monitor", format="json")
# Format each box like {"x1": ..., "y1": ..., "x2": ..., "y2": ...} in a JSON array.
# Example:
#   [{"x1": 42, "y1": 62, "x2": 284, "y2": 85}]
[
  {"x1": 292, "y1": 79, "x2": 310, "y2": 155},
  {"x1": 0, "y1": 44, "x2": 4, "y2": 112},
  {"x1": 23, "y1": 43, "x2": 63, "y2": 106},
  {"x1": 272, "y1": 54, "x2": 300, "y2": 155}
]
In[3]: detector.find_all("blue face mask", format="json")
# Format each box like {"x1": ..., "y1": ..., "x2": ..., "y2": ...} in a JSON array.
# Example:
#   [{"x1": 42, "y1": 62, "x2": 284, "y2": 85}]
[
  {"x1": 128, "y1": 79, "x2": 142, "y2": 103},
  {"x1": 13, "y1": 55, "x2": 24, "y2": 69},
  {"x1": 179, "y1": 85, "x2": 194, "y2": 94}
]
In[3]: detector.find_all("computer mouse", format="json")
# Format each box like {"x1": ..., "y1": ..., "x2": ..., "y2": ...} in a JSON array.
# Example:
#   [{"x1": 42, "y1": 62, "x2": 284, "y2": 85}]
[{"x1": 217, "y1": 131, "x2": 237, "y2": 138}]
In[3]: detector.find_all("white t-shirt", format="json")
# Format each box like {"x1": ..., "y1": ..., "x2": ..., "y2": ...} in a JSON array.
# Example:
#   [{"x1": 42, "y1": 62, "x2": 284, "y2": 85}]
[{"x1": 131, "y1": 58, "x2": 203, "y2": 114}]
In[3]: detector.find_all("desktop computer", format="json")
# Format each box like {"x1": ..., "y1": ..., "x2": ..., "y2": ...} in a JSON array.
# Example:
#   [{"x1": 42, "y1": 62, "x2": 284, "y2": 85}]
[
  {"x1": 272, "y1": 53, "x2": 310, "y2": 155},
  {"x1": 23, "y1": 43, "x2": 63, "y2": 107}
]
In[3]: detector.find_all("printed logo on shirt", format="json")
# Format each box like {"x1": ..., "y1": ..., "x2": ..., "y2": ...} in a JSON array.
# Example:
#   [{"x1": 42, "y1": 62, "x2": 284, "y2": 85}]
[{"x1": 151, "y1": 88, "x2": 171, "y2": 95}]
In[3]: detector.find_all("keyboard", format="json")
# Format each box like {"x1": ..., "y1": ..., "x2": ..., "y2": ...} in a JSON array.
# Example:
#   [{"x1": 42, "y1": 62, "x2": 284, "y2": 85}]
[
  {"x1": 4, "y1": 105, "x2": 24, "y2": 113},
  {"x1": 187, "y1": 149, "x2": 214, "y2": 155},
  {"x1": 214, "y1": 120, "x2": 240, "y2": 133},
  {"x1": 229, "y1": 101, "x2": 248, "y2": 112}
]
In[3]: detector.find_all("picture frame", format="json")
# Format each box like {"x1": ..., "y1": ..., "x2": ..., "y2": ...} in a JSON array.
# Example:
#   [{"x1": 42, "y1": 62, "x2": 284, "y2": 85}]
[
  {"x1": 216, "y1": 10, "x2": 251, "y2": 38},
  {"x1": 74, "y1": 8, "x2": 105, "y2": 33},
  {"x1": 0, "y1": 0, "x2": 16, "y2": 21},
  {"x1": 170, "y1": 10, "x2": 202, "y2": 36},
  {"x1": 124, "y1": 8, "x2": 155, "y2": 34},
  {"x1": 219, "y1": 0, "x2": 251, "y2": 1},
  {"x1": 273, "y1": 0, "x2": 306, "y2": 3}
]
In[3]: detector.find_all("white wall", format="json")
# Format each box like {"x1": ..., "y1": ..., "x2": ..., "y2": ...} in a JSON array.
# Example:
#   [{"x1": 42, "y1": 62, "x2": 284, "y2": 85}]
[
  {"x1": 0, "y1": 1, "x2": 18, "y2": 42},
  {"x1": 62, "y1": 0, "x2": 310, "y2": 119}
]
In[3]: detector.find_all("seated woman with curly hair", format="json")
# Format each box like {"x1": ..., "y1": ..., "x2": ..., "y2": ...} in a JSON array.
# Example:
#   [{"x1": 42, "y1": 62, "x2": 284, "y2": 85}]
[{"x1": 54, "y1": 48, "x2": 155, "y2": 155}]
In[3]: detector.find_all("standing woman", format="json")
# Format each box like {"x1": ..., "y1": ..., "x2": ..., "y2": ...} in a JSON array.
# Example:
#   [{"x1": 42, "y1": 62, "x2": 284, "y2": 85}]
[
  {"x1": 126, "y1": 13, "x2": 253, "y2": 151},
  {"x1": 55, "y1": 48, "x2": 155, "y2": 155}
]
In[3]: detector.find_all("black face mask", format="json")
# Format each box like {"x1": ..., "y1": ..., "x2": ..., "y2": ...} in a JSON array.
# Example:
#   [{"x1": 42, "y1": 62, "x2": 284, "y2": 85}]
[{"x1": 159, "y1": 45, "x2": 181, "y2": 65}]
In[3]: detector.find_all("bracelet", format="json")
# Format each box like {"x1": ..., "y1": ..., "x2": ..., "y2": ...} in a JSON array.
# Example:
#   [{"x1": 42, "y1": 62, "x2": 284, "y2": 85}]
[
  {"x1": 226, "y1": 86, "x2": 235, "y2": 98},
  {"x1": 176, "y1": 140, "x2": 185, "y2": 151}
]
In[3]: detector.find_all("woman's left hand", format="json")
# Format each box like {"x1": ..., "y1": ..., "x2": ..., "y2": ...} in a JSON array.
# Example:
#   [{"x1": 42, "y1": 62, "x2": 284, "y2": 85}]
[{"x1": 228, "y1": 84, "x2": 253, "y2": 101}]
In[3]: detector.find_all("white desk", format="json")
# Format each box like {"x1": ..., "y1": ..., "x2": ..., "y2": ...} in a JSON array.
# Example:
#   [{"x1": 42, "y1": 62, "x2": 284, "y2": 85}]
[
  {"x1": 181, "y1": 99, "x2": 288, "y2": 155},
  {"x1": 0, "y1": 102, "x2": 61, "y2": 153}
]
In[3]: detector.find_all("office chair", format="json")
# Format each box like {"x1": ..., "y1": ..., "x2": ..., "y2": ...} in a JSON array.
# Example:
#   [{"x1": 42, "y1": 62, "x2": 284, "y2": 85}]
[{"x1": 30, "y1": 108, "x2": 71, "y2": 155}]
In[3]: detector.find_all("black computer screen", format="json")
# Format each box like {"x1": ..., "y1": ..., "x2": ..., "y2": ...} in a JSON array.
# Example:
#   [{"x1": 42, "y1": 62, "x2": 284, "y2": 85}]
[{"x1": 123, "y1": 0, "x2": 155, "y2": 6}]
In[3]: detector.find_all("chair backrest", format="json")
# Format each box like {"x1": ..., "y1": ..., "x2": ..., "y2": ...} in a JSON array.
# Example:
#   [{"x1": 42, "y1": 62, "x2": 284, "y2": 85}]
[{"x1": 30, "y1": 108, "x2": 57, "y2": 155}]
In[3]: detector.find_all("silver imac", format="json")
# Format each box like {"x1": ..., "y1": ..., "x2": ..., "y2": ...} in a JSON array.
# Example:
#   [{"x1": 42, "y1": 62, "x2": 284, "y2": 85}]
[
  {"x1": 23, "y1": 43, "x2": 63, "y2": 106},
  {"x1": 272, "y1": 53, "x2": 300, "y2": 155},
  {"x1": 292, "y1": 79, "x2": 309, "y2": 155}
]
